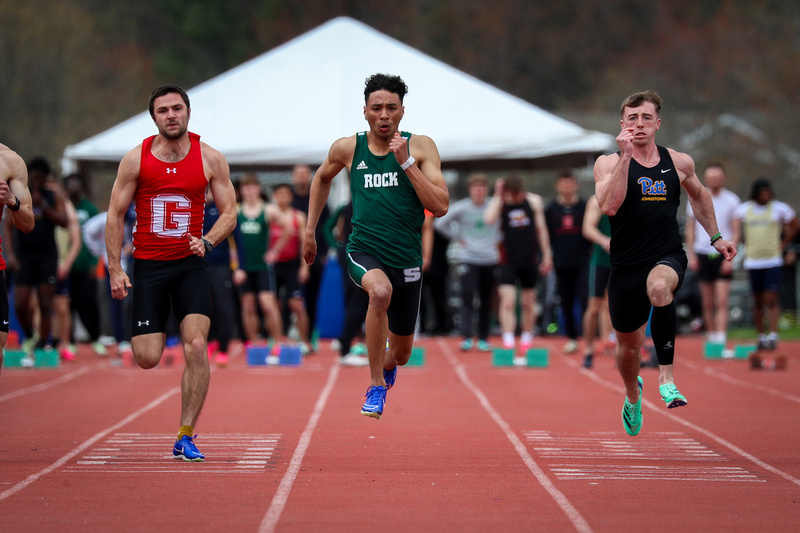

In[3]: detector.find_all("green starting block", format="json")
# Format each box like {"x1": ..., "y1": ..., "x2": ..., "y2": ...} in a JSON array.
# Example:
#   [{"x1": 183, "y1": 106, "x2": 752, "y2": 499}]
[
  {"x1": 703, "y1": 342, "x2": 725, "y2": 359},
  {"x1": 492, "y1": 348, "x2": 515, "y2": 366},
  {"x1": 525, "y1": 347, "x2": 549, "y2": 368},
  {"x1": 407, "y1": 346, "x2": 425, "y2": 366},
  {"x1": 3, "y1": 349, "x2": 28, "y2": 368},
  {"x1": 734, "y1": 344, "x2": 758, "y2": 359},
  {"x1": 34, "y1": 348, "x2": 60, "y2": 368}
]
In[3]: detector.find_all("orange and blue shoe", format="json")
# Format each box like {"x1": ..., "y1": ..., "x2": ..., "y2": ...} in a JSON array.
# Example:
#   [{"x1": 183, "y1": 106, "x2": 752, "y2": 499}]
[
  {"x1": 173, "y1": 435, "x2": 205, "y2": 462},
  {"x1": 361, "y1": 385, "x2": 387, "y2": 419}
]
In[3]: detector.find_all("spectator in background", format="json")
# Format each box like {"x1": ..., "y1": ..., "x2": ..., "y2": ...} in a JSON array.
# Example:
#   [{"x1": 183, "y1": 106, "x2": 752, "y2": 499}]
[
  {"x1": 5, "y1": 157, "x2": 68, "y2": 354},
  {"x1": 53, "y1": 183, "x2": 82, "y2": 361},
  {"x1": 0, "y1": 143, "x2": 35, "y2": 372},
  {"x1": 420, "y1": 209, "x2": 454, "y2": 336},
  {"x1": 82, "y1": 205, "x2": 136, "y2": 356},
  {"x1": 580, "y1": 195, "x2": 613, "y2": 369},
  {"x1": 324, "y1": 200, "x2": 369, "y2": 366},
  {"x1": 484, "y1": 175, "x2": 552, "y2": 361},
  {"x1": 545, "y1": 170, "x2": 590, "y2": 354},
  {"x1": 291, "y1": 163, "x2": 329, "y2": 348},
  {"x1": 685, "y1": 162, "x2": 740, "y2": 346},
  {"x1": 204, "y1": 187, "x2": 246, "y2": 366},
  {"x1": 63, "y1": 173, "x2": 104, "y2": 356},
  {"x1": 237, "y1": 174, "x2": 285, "y2": 345},
  {"x1": 732, "y1": 178, "x2": 798, "y2": 350},
  {"x1": 271, "y1": 182, "x2": 312, "y2": 353},
  {"x1": 435, "y1": 173, "x2": 500, "y2": 352}
]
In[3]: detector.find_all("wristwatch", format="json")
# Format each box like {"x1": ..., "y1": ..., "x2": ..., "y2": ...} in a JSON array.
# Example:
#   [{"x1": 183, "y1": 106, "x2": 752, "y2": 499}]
[{"x1": 201, "y1": 238, "x2": 213, "y2": 254}]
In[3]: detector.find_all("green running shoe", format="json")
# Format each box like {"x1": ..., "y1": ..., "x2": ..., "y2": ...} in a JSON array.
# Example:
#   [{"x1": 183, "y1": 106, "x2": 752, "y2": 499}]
[
  {"x1": 622, "y1": 376, "x2": 643, "y2": 436},
  {"x1": 659, "y1": 382, "x2": 687, "y2": 409}
]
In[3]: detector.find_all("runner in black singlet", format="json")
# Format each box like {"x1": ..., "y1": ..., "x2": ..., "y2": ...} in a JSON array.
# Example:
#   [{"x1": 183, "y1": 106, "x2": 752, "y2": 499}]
[{"x1": 593, "y1": 90, "x2": 736, "y2": 436}]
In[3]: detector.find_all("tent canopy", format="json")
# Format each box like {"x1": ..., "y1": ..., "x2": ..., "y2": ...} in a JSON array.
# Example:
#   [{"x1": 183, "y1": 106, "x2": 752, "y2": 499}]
[{"x1": 62, "y1": 17, "x2": 613, "y2": 174}]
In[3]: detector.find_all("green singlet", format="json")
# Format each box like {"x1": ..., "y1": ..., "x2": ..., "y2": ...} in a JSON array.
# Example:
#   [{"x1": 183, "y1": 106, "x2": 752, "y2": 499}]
[
  {"x1": 591, "y1": 213, "x2": 611, "y2": 268},
  {"x1": 238, "y1": 207, "x2": 269, "y2": 272},
  {"x1": 346, "y1": 131, "x2": 424, "y2": 269}
]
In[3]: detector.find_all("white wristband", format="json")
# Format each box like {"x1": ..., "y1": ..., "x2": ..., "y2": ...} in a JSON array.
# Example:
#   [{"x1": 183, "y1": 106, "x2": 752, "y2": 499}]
[{"x1": 400, "y1": 156, "x2": 415, "y2": 170}]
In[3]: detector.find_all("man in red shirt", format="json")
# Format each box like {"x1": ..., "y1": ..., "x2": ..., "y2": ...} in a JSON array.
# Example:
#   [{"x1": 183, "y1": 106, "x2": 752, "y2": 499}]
[
  {"x1": 106, "y1": 85, "x2": 237, "y2": 461},
  {"x1": 0, "y1": 144, "x2": 35, "y2": 372}
]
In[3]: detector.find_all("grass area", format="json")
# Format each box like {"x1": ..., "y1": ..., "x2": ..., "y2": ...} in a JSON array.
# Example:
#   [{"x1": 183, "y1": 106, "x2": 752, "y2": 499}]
[{"x1": 728, "y1": 315, "x2": 800, "y2": 340}]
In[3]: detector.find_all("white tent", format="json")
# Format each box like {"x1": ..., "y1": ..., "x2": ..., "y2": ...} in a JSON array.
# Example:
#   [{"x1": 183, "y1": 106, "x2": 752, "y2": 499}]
[{"x1": 62, "y1": 17, "x2": 613, "y2": 173}]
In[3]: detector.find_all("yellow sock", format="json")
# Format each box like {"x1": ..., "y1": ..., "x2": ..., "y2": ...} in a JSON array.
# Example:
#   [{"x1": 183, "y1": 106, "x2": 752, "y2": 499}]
[{"x1": 177, "y1": 425, "x2": 194, "y2": 439}]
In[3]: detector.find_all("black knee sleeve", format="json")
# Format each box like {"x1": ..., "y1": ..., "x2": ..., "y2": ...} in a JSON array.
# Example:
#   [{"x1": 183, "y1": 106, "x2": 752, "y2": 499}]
[{"x1": 650, "y1": 302, "x2": 676, "y2": 365}]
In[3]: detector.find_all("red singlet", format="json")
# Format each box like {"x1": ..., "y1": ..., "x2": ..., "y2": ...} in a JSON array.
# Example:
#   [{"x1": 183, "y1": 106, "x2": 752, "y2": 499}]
[{"x1": 133, "y1": 132, "x2": 207, "y2": 260}]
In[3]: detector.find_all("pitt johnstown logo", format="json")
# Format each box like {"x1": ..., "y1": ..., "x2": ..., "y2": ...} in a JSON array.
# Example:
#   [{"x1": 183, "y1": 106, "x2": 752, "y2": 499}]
[{"x1": 638, "y1": 176, "x2": 667, "y2": 202}]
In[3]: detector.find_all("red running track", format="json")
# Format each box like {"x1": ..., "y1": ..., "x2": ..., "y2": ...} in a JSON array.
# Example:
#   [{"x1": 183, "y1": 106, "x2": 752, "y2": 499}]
[{"x1": 1, "y1": 335, "x2": 798, "y2": 532}]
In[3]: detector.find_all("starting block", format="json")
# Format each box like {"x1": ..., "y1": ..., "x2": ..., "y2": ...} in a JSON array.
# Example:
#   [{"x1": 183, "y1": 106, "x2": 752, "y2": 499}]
[
  {"x1": 492, "y1": 347, "x2": 549, "y2": 367},
  {"x1": 734, "y1": 344, "x2": 757, "y2": 359},
  {"x1": 703, "y1": 342, "x2": 726, "y2": 359},
  {"x1": 246, "y1": 344, "x2": 271, "y2": 365},
  {"x1": 406, "y1": 346, "x2": 425, "y2": 366},
  {"x1": 278, "y1": 345, "x2": 302, "y2": 366},
  {"x1": 3, "y1": 349, "x2": 28, "y2": 368},
  {"x1": 492, "y1": 348, "x2": 515, "y2": 366},
  {"x1": 247, "y1": 343, "x2": 303, "y2": 366},
  {"x1": 33, "y1": 348, "x2": 60, "y2": 368},
  {"x1": 525, "y1": 347, "x2": 549, "y2": 368},
  {"x1": 749, "y1": 351, "x2": 788, "y2": 371}
]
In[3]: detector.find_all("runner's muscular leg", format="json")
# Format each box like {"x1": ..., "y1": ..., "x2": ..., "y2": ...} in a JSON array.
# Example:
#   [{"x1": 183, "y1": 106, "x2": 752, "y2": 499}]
[
  {"x1": 132, "y1": 332, "x2": 167, "y2": 369},
  {"x1": 362, "y1": 268, "x2": 392, "y2": 387},
  {"x1": 180, "y1": 313, "x2": 211, "y2": 428},
  {"x1": 647, "y1": 264, "x2": 680, "y2": 385},
  {"x1": 387, "y1": 332, "x2": 414, "y2": 368},
  {"x1": 615, "y1": 324, "x2": 646, "y2": 403}
]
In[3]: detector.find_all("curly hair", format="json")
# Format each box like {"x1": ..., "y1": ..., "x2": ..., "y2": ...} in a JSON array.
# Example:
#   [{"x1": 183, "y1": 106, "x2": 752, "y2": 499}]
[{"x1": 364, "y1": 73, "x2": 408, "y2": 104}]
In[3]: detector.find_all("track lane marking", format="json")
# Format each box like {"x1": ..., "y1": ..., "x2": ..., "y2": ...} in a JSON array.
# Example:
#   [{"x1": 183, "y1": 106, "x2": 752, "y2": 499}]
[
  {"x1": 258, "y1": 362, "x2": 340, "y2": 533},
  {"x1": 560, "y1": 354, "x2": 800, "y2": 488},
  {"x1": 683, "y1": 360, "x2": 800, "y2": 404},
  {"x1": 0, "y1": 363, "x2": 104, "y2": 403},
  {"x1": 0, "y1": 387, "x2": 180, "y2": 502},
  {"x1": 438, "y1": 339, "x2": 593, "y2": 533}
]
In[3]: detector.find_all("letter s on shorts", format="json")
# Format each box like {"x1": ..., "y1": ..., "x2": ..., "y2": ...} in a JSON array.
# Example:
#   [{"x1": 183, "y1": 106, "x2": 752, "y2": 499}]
[{"x1": 404, "y1": 267, "x2": 421, "y2": 283}]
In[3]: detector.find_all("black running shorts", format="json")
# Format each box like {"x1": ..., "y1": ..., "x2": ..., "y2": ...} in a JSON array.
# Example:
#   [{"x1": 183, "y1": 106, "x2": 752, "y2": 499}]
[
  {"x1": 131, "y1": 255, "x2": 212, "y2": 336},
  {"x1": 607, "y1": 252, "x2": 687, "y2": 333},
  {"x1": 346, "y1": 251, "x2": 422, "y2": 336}
]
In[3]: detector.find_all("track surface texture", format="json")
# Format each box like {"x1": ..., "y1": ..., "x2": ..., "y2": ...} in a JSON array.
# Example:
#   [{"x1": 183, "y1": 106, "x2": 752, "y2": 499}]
[{"x1": 1, "y1": 335, "x2": 798, "y2": 532}]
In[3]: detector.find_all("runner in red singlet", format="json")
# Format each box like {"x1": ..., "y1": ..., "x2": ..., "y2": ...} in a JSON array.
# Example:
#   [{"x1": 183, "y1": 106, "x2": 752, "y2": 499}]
[
  {"x1": 105, "y1": 85, "x2": 237, "y2": 462},
  {"x1": 0, "y1": 143, "x2": 35, "y2": 373}
]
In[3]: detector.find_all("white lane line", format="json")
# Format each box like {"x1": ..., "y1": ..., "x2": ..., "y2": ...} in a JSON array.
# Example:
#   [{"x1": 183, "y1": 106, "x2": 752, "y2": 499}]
[
  {"x1": 438, "y1": 339, "x2": 593, "y2": 533},
  {"x1": 683, "y1": 360, "x2": 800, "y2": 404},
  {"x1": 562, "y1": 355, "x2": 800, "y2": 488},
  {"x1": 0, "y1": 387, "x2": 180, "y2": 502},
  {"x1": 0, "y1": 363, "x2": 104, "y2": 403},
  {"x1": 258, "y1": 362, "x2": 341, "y2": 533}
]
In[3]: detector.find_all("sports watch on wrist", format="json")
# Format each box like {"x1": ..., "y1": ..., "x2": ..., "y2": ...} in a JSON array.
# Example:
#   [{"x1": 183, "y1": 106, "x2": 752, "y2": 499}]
[{"x1": 201, "y1": 238, "x2": 213, "y2": 254}]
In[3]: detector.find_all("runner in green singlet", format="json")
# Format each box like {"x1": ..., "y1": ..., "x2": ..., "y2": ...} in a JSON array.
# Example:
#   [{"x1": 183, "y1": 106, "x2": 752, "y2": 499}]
[{"x1": 302, "y1": 73, "x2": 449, "y2": 419}]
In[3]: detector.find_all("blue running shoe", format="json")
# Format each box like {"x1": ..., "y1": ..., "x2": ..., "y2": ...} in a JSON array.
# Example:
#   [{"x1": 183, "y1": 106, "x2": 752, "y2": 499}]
[
  {"x1": 622, "y1": 376, "x2": 643, "y2": 436},
  {"x1": 383, "y1": 366, "x2": 397, "y2": 389},
  {"x1": 361, "y1": 385, "x2": 387, "y2": 419},
  {"x1": 173, "y1": 434, "x2": 205, "y2": 462}
]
